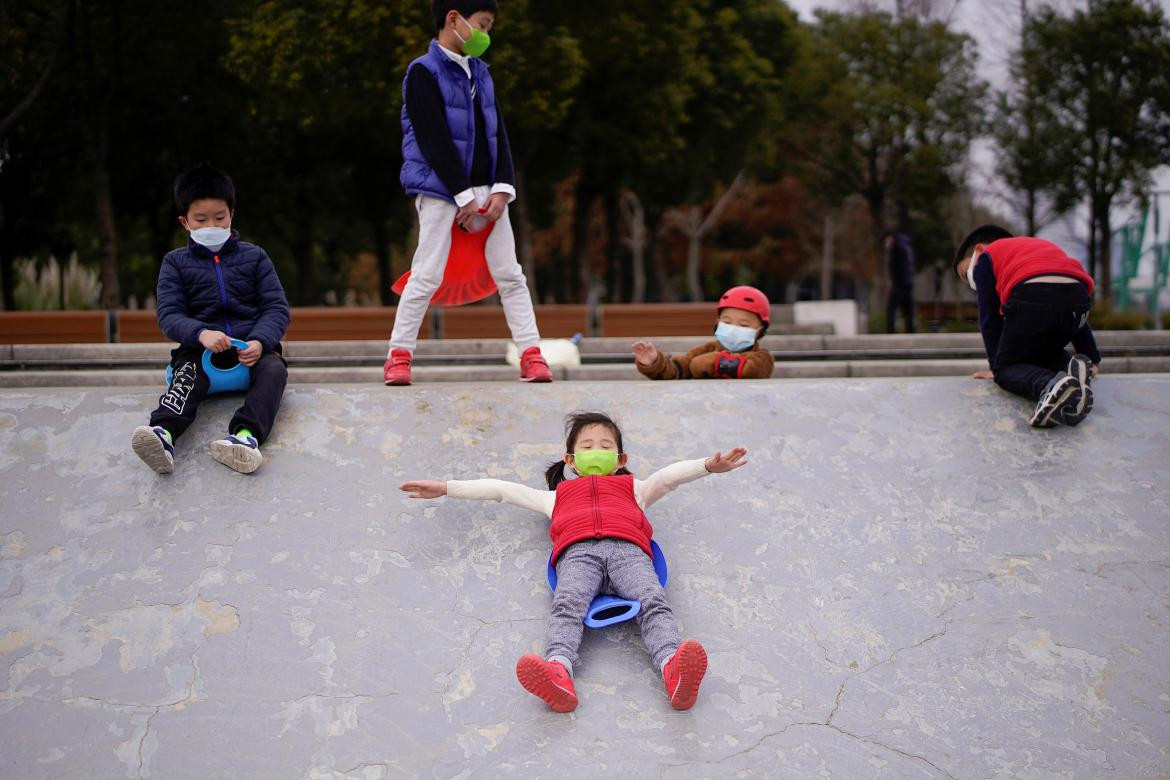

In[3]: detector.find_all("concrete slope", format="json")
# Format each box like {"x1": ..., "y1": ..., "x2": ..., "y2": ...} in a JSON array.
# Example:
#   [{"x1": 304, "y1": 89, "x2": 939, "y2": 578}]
[{"x1": 0, "y1": 377, "x2": 1167, "y2": 779}]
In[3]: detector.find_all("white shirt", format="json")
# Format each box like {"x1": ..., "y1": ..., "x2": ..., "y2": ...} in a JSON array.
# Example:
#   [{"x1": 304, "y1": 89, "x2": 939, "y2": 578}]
[
  {"x1": 446, "y1": 459, "x2": 711, "y2": 518},
  {"x1": 435, "y1": 43, "x2": 517, "y2": 209}
]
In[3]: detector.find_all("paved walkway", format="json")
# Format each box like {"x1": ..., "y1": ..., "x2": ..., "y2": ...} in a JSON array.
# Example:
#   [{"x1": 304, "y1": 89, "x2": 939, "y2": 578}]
[{"x1": 1, "y1": 377, "x2": 1167, "y2": 778}]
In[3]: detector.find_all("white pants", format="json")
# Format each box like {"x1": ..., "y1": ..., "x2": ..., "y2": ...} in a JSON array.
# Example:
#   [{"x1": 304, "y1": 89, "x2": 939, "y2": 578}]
[{"x1": 388, "y1": 187, "x2": 540, "y2": 355}]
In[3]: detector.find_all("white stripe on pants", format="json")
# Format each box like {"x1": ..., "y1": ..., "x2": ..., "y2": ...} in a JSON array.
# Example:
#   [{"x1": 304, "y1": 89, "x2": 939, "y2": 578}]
[{"x1": 388, "y1": 188, "x2": 541, "y2": 355}]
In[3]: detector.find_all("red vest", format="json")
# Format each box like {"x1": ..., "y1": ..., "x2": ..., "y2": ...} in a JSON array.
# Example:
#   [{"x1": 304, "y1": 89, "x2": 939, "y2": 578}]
[
  {"x1": 549, "y1": 475, "x2": 654, "y2": 562},
  {"x1": 986, "y1": 238, "x2": 1094, "y2": 309}
]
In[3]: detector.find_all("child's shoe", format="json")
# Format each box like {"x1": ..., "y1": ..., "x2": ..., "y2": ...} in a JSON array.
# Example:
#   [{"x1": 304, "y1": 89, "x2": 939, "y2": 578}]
[
  {"x1": 210, "y1": 433, "x2": 262, "y2": 474},
  {"x1": 519, "y1": 346, "x2": 553, "y2": 383},
  {"x1": 1029, "y1": 374, "x2": 1081, "y2": 428},
  {"x1": 663, "y1": 639, "x2": 707, "y2": 711},
  {"x1": 383, "y1": 349, "x2": 412, "y2": 386},
  {"x1": 1068, "y1": 353, "x2": 1093, "y2": 387},
  {"x1": 515, "y1": 654, "x2": 577, "y2": 712},
  {"x1": 1063, "y1": 354, "x2": 1094, "y2": 425},
  {"x1": 131, "y1": 426, "x2": 174, "y2": 474}
]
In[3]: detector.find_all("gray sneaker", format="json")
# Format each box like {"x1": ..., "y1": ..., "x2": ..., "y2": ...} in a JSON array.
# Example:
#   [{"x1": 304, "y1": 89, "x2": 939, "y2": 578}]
[
  {"x1": 1029, "y1": 374, "x2": 1082, "y2": 428},
  {"x1": 210, "y1": 434, "x2": 263, "y2": 474},
  {"x1": 132, "y1": 426, "x2": 175, "y2": 474}
]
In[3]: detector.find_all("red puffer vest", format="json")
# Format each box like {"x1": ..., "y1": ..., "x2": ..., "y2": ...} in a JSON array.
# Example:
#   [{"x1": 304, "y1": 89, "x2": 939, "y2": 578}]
[
  {"x1": 986, "y1": 237, "x2": 1094, "y2": 310},
  {"x1": 549, "y1": 475, "x2": 654, "y2": 562}
]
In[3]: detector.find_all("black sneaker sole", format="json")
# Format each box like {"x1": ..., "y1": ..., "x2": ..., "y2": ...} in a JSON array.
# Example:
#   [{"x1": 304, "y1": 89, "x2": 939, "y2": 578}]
[{"x1": 1030, "y1": 377, "x2": 1081, "y2": 428}]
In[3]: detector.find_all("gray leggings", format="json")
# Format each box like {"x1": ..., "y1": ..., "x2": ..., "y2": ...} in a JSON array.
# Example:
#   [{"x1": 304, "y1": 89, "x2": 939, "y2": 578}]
[{"x1": 546, "y1": 538, "x2": 682, "y2": 672}]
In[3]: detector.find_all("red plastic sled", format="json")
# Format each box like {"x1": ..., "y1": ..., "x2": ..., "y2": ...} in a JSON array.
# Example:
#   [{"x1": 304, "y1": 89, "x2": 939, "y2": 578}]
[{"x1": 392, "y1": 221, "x2": 498, "y2": 307}]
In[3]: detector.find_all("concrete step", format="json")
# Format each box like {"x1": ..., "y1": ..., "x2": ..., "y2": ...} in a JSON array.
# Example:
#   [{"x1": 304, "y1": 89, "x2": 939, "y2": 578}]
[
  {"x1": 3, "y1": 355, "x2": 1167, "y2": 388},
  {"x1": 4, "y1": 330, "x2": 1169, "y2": 366}
]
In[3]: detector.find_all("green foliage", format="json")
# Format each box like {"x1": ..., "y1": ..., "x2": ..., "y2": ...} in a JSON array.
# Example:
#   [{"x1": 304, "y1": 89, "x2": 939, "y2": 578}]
[
  {"x1": 786, "y1": 9, "x2": 987, "y2": 263},
  {"x1": 0, "y1": 0, "x2": 995, "y2": 308},
  {"x1": 1009, "y1": 0, "x2": 1170, "y2": 300}
]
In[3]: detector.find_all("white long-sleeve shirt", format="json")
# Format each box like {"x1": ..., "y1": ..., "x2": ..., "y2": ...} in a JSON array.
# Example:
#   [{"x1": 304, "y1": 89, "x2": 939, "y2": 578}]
[{"x1": 446, "y1": 458, "x2": 711, "y2": 517}]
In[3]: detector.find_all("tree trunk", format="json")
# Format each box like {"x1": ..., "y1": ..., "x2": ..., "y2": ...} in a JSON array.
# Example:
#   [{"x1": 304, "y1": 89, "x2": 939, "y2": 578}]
[
  {"x1": 571, "y1": 176, "x2": 597, "y2": 303},
  {"x1": 820, "y1": 213, "x2": 835, "y2": 300},
  {"x1": 88, "y1": 132, "x2": 119, "y2": 309},
  {"x1": 621, "y1": 191, "x2": 647, "y2": 303},
  {"x1": 0, "y1": 236, "x2": 14, "y2": 311},
  {"x1": 684, "y1": 206, "x2": 704, "y2": 301},
  {"x1": 1086, "y1": 207, "x2": 1098, "y2": 289},
  {"x1": 603, "y1": 189, "x2": 622, "y2": 302},
  {"x1": 512, "y1": 167, "x2": 539, "y2": 301},
  {"x1": 373, "y1": 217, "x2": 392, "y2": 306},
  {"x1": 1098, "y1": 204, "x2": 1112, "y2": 307}
]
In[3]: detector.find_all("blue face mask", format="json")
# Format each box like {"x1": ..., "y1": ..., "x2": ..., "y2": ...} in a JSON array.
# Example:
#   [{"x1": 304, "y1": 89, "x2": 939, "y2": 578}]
[{"x1": 715, "y1": 322, "x2": 758, "y2": 352}]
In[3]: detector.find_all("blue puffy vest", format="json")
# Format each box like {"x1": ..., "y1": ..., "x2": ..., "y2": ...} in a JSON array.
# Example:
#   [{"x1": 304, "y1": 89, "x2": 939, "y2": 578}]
[{"x1": 400, "y1": 40, "x2": 500, "y2": 202}]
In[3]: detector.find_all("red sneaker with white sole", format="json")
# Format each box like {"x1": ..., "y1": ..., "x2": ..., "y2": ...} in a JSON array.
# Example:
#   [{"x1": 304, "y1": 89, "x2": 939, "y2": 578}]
[
  {"x1": 663, "y1": 640, "x2": 707, "y2": 710},
  {"x1": 383, "y1": 349, "x2": 412, "y2": 386},
  {"x1": 519, "y1": 346, "x2": 553, "y2": 383},
  {"x1": 515, "y1": 654, "x2": 577, "y2": 712}
]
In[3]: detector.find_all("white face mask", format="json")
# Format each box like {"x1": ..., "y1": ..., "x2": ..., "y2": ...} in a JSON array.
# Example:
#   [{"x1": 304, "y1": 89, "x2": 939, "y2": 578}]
[
  {"x1": 966, "y1": 249, "x2": 980, "y2": 291},
  {"x1": 190, "y1": 226, "x2": 231, "y2": 252}
]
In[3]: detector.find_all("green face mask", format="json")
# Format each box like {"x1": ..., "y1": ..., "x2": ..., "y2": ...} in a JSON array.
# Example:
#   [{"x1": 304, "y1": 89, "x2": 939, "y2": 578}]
[
  {"x1": 455, "y1": 15, "x2": 491, "y2": 58},
  {"x1": 572, "y1": 449, "x2": 619, "y2": 476}
]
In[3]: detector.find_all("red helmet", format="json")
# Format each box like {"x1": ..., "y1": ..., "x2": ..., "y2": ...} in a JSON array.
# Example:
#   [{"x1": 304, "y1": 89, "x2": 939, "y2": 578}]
[{"x1": 718, "y1": 286, "x2": 770, "y2": 325}]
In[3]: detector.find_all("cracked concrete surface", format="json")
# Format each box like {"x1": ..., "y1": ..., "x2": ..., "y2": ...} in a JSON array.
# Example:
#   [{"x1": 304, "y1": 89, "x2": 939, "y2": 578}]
[{"x1": 1, "y1": 377, "x2": 1168, "y2": 779}]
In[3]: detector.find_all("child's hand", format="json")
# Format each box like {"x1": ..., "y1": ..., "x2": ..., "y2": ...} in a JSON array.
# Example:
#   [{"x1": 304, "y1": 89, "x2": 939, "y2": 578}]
[
  {"x1": 400, "y1": 480, "x2": 448, "y2": 499},
  {"x1": 454, "y1": 201, "x2": 480, "y2": 231},
  {"x1": 971, "y1": 369, "x2": 994, "y2": 380},
  {"x1": 238, "y1": 340, "x2": 263, "y2": 366},
  {"x1": 198, "y1": 329, "x2": 232, "y2": 352},
  {"x1": 1091, "y1": 363, "x2": 1100, "y2": 378},
  {"x1": 632, "y1": 341, "x2": 659, "y2": 366},
  {"x1": 481, "y1": 193, "x2": 509, "y2": 221},
  {"x1": 705, "y1": 448, "x2": 748, "y2": 473}
]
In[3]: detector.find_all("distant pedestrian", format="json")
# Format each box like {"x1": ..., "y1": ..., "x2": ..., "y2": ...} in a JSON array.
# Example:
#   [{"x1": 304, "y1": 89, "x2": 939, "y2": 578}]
[{"x1": 883, "y1": 229, "x2": 916, "y2": 333}]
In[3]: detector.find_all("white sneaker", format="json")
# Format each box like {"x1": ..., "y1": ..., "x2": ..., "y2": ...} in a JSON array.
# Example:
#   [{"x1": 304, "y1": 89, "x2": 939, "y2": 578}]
[
  {"x1": 210, "y1": 434, "x2": 263, "y2": 474},
  {"x1": 132, "y1": 426, "x2": 174, "y2": 474}
]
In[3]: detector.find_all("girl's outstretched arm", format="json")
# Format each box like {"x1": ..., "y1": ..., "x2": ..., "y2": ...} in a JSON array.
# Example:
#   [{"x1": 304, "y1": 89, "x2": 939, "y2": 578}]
[
  {"x1": 399, "y1": 478, "x2": 555, "y2": 517},
  {"x1": 636, "y1": 447, "x2": 749, "y2": 509}
]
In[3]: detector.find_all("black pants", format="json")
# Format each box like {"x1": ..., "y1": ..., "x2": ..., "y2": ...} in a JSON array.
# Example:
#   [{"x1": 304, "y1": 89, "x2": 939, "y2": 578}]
[
  {"x1": 992, "y1": 282, "x2": 1091, "y2": 401},
  {"x1": 887, "y1": 286, "x2": 915, "y2": 333},
  {"x1": 149, "y1": 345, "x2": 288, "y2": 445}
]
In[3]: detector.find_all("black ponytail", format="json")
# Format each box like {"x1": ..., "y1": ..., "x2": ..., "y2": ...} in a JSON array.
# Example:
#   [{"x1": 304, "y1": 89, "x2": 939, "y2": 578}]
[{"x1": 544, "y1": 410, "x2": 632, "y2": 489}]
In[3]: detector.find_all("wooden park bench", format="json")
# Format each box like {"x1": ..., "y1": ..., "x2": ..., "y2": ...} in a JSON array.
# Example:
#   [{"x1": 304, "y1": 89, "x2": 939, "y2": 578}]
[{"x1": 0, "y1": 311, "x2": 109, "y2": 344}]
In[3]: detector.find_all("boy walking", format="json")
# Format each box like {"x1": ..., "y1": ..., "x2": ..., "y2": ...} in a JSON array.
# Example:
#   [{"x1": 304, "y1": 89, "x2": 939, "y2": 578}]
[
  {"x1": 953, "y1": 225, "x2": 1100, "y2": 428},
  {"x1": 132, "y1": 164, "x2": 290, "y2": 474},
  {"x1": 385, "y1": 0, "x2": 551, "y2": 386}
]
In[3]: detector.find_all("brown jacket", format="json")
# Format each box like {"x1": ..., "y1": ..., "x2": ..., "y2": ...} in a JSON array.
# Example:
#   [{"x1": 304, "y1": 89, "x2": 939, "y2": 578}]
[{"x1": 637, "y1": 340, "x2": 775, "y2": 380}]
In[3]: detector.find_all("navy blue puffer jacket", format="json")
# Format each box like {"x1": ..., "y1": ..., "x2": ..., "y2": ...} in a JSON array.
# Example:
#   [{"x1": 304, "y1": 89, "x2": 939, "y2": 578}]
[{"x1": 155, "y1": 232, "x2": 290, "y2": 351}]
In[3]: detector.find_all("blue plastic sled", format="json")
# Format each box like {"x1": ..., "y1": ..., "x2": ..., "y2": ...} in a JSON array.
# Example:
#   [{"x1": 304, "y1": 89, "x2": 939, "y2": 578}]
[
  {"x1": 164, "y1": 337, "x2": 252, "y2": 394},
  {"x1": 546, "y1": 540, "x2": 669, "y2": 629}
]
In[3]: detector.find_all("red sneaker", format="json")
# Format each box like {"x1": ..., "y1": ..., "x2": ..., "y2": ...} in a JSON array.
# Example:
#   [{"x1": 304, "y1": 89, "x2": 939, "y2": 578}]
[
  {"x1": 515, "y1": 654, "x2": 577, "y2": 712},
  {"x1": 383, "y1": 349, "x2": 412, "y2": 386},
  {"x1": 663, "y1": 640, "x2": 707, "y2": 710},
  {"x1": 519, "y1": 346, "x2": 553, "y2": 383}
]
